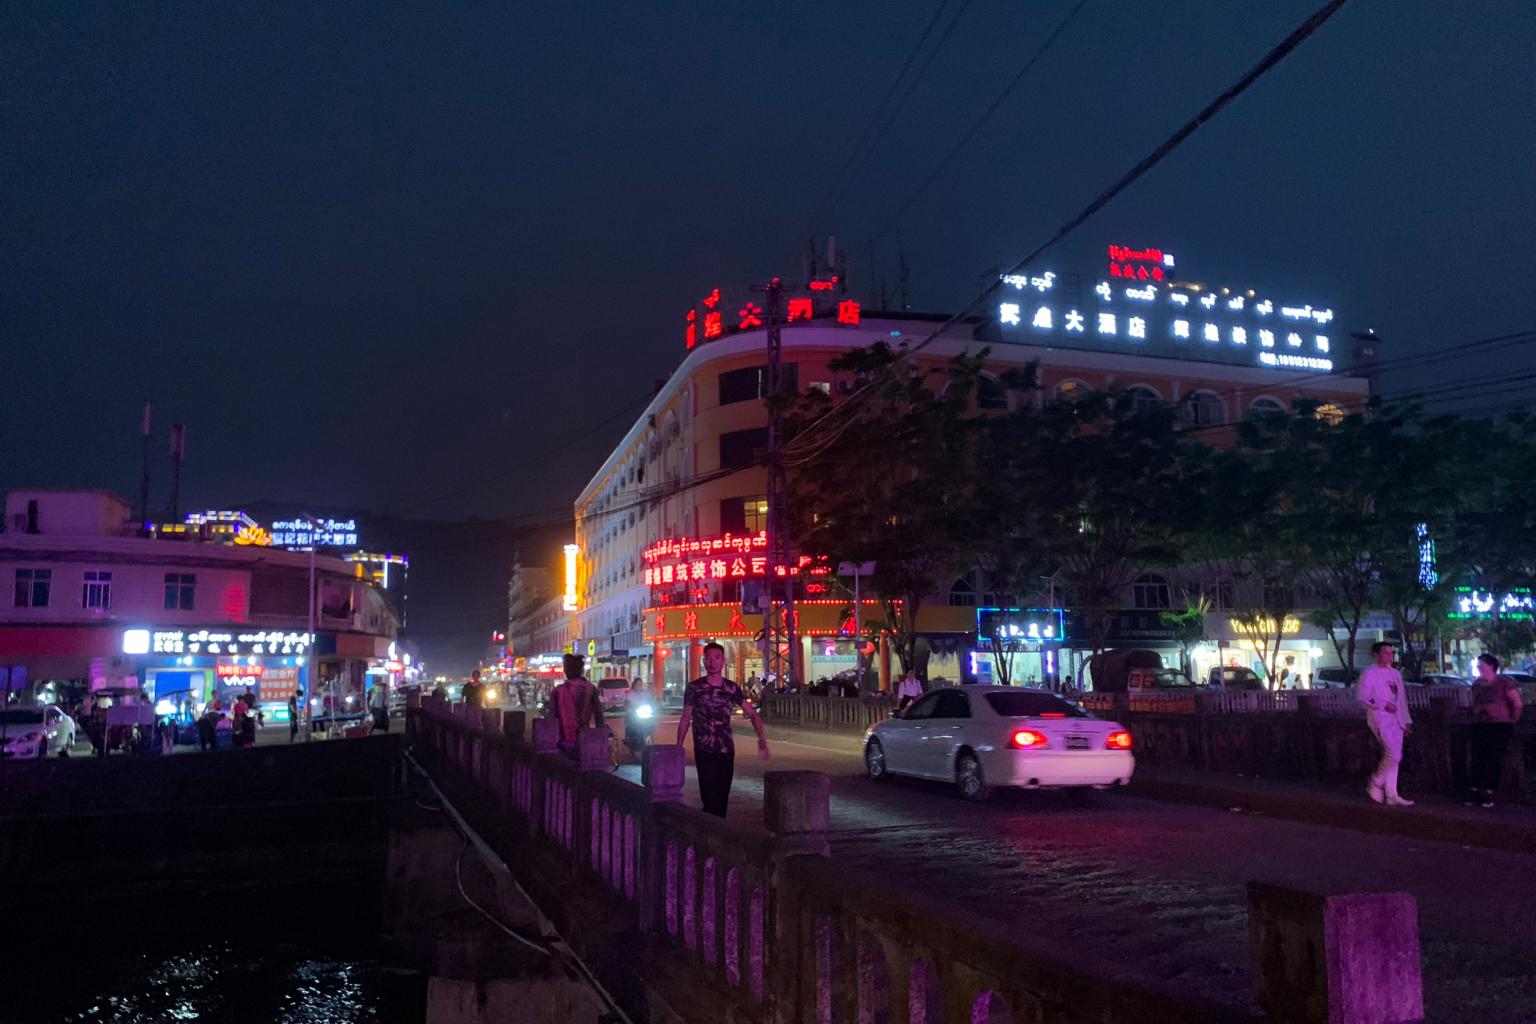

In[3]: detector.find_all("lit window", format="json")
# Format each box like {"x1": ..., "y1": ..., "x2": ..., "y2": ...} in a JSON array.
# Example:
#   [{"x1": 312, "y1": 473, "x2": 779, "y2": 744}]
[{"x1": 1314, "y1": 402, "x2": 1345, "y2": 426}]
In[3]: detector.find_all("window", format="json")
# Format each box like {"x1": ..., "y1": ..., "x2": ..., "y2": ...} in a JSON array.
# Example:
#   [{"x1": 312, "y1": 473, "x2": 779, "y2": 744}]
[
  {"x1": 930, "y1": 690, "x2": 971, "y2": 719},
  {"x1": 1187, "y1": 391, "x2": 1225, "y2": 427},
  {"x1": 902, "y1": 692, "x2": 941, "y2": 720},
  {"x1": 164, "y1": 573, "x2": 196, "y2": 610},
  {"x1": 719, "y1": 428, "x2": 768, "y2": 470},
  {"x1": 984, "y1": 691, "x2": 1089, "y2": 718},
  {"x1": 720, "y1": 496, "x2": 769, "y2": 534},
  {"x1": 1132, "y1": 573, "x2": 1170, "y2": 610},
  {"x1": 976, "y1": 375, "x2": 1008, "y2": 410},
  {"x1": 13, "y1": 568, "x2": 51, "y2": 608},
  {"x1": 719, "y1": 364, "x2": 798, "y2": 406},
  {"x1": 948, "y1": 576, "x2": 976, "y2": 607},
  {"x1": 809, "y1": 381, "x2": 831, "y2": 395},
  {"x1": 1201, "y1": 578, "x2": 1235, "y2": 611},
  {"x1": 1126, "y1": 386, "x2": 1162, "y2": 416},
  {"x1": 1247, "y1": 396, "x2": 1285, "y2": 417},
  {"x1": 82, "y1": 570, "x2": 112, "y2": 610},
  {"x1": 1314, "y1": 402, "x2": 1345, "y2": 426}
]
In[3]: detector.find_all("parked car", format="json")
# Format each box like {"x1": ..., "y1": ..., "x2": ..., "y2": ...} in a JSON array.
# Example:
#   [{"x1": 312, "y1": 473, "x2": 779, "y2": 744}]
[
  {"x1": 0, "y1": 706, "x2": 77, "y2": 760},
  {"x1": 1312, "y1": 667, "x2": 1358, "y2": 689},
  {"x1": 1415, "y1": 673, "x2": 1470, "y2": 687},
  {"x1": 597, "y1": 678, "x2": 632, "y2": 711},
  {"x1": 1502, "y1": 672, "x2": 1536, "y2": 686},
  {"x1": 1208, "y1": 667, "x2": 1264, "y2": 690},
  {"x1": 863, "y1": 686, "x2": 1134, "y2": 801}
]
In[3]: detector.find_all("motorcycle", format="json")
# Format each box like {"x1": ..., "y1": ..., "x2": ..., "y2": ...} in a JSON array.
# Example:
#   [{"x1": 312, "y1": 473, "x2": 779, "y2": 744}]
[{"x1": 623, "y1": 698, "x2": 656, "y2": 760}]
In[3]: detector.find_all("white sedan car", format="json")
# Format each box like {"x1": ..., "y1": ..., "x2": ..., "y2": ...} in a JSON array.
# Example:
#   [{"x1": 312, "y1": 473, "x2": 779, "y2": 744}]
[
  {"x1": 864, "y1": 685, "x2": 1134, "y2": 800},
  {"x1": 0, "y1": 705, "x2": 78, "y2": 760}
]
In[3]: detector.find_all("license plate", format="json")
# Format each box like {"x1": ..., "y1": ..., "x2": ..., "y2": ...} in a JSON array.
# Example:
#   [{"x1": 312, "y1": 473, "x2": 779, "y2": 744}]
[{"x1": 1064, "y1": 735, "x2": 1090, "y2": 750}]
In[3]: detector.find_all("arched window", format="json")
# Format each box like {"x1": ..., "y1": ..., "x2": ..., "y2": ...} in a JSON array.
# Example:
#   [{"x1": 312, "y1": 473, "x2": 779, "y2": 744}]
[
  {"x1": 1187, "y1": 391, "x2": 1226, "y2": 427},
  {"x1": 976, "y1": 374, "x2": 1009, "y2": 410},
  {"x1": 1314, "y1": 402, "x2": 1345, "y2": 426},
  {"x1": 1132, "y1": 573, "x2": 1171, "y2": 609},
  {"x1": 949, "y1": 576, "x2": 977, "y2": 607},
  {"x1": 1126, "y1": 385, "x2": 1162, "y2": 416},
  {"x1": 1247, "y1": 396, "x2": 1285, "y2": 417}
]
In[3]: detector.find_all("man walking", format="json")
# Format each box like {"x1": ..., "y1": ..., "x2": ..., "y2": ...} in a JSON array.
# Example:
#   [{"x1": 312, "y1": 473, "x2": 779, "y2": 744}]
[
  {"x1": 676, "y1": 642, "x2": 772, "y2": 818},
  {"x1": 287, "y1": 691, "x2": 301, "y2": 742},
  {"x1": 1468, "y1": 653, "x2": 1524, "y2": 808},
  {"x1": 550, "y1": 654, "x2": 604, "y2": 757},
  {"x1": 461, "y1": 670, "x2": 483, "y2": 709},
  {"x1": 1357, "y1": 641, "x2": 1414, "y2": 806}
]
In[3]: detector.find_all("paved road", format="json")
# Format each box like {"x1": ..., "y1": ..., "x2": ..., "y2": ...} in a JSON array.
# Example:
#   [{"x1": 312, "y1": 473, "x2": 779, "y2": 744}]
[{"x1": 619, "y1": 725, "x2": 1536, "y2": 1024}]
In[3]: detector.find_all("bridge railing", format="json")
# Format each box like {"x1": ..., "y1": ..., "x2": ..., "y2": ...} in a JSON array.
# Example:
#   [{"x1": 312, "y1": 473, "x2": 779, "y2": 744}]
[{"x1": 408, "y1": 695, "x2": 1422, "y2": 1024}]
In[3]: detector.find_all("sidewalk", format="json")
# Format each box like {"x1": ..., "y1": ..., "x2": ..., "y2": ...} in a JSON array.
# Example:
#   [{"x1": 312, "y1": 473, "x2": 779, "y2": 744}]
[{"x1": 757, "y1": 719, "x2": 1536, "y2": 853}]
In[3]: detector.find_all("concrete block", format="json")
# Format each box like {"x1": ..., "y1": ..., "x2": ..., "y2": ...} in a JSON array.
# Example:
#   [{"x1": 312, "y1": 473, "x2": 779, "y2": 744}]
[
  {"x1": 531, "y1": 717, "x2": 560, "y2": 754},
  {"x1": 643, "y1": 745, "x2": 685, "y2": 803},
  {"x1": 406, "y1": 691, "x2": 422, "y2": 710},
  {"x1": 503, "y1": 711, "x2": 526, "y2": 742},
  {"x1": 481, "y1": 708, "x2": 503, "y2": 734},
  {"x1": 1248, "y1": 882, "x2": 1423, "y2": 1024},
  {"x1": 451, "y1": 702, "x2": 467, "y2": 720},
  {"x1": 577, "y1": 727, "x2": 610, "y2": 772},
  {"x1": 763, "y1": 771, "x2": 830, "y2": 837}
]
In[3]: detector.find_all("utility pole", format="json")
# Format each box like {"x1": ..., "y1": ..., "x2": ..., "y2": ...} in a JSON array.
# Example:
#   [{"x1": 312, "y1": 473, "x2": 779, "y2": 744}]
[
  {"x1": 138, "y1": 402, "x2": 152, "y2": 529},
  {"x1": 166, "y1": 424, "x2": 185, "y2": 520},
  {"x1": 760, "y1": 277, "x2": 797, "y2": 688}
]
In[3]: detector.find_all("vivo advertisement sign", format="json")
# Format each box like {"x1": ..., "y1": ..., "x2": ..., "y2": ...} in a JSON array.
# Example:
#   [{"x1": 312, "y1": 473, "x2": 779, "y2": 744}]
[{"x1": 988, "y1": 243, "x2": 1337, "y2": 373}]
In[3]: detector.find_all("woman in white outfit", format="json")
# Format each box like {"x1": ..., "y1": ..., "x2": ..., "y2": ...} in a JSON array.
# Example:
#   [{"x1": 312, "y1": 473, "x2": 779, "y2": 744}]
[{"x1": 1356, "y1": 641, "x2": 1414, "y2": 806}]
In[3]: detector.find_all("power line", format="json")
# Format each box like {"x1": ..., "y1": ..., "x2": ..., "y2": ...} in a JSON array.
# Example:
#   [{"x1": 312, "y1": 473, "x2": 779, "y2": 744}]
[
  {"x1": 814, "y1": 0, "x2": 958, "y2": 223},
  {"x1": 784, "y1": 0, "x2": 1351, "y2": 461}
]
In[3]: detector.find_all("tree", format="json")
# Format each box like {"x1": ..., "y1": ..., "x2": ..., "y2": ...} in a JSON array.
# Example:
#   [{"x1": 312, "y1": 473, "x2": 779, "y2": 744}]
[
  {"x1": 1161, "y1": 592, "x2": 1210, "y2": 680},
  {"x1": 783, "y1": 344, "x2": 986, "y2": 677}
]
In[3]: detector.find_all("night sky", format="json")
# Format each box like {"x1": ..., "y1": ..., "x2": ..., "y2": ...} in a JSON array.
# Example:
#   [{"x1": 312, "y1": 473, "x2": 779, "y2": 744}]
[{"x1": 6, "y1": 1, "x2": 1535, "y2": 521}]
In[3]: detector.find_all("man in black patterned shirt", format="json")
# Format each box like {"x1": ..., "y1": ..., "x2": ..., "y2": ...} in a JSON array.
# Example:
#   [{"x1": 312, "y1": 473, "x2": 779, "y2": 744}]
[{"x1": 676, "y1": 642, "x2": 772, "y2": 817}]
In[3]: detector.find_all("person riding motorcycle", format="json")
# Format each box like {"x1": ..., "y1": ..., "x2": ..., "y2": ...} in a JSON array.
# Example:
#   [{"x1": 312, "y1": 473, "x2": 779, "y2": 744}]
[{"x1": 623, "y1": 681, "x2": 657, "y2": 758}]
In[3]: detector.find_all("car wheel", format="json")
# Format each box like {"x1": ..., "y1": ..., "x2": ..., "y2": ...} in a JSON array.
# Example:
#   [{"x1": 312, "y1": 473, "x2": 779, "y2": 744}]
[
  {"x1": 955, "y1": 753, "x2": 992, "y2": 801},
  {"x1": 865, "y1": 738, "x2": 888, "y2": 781}
]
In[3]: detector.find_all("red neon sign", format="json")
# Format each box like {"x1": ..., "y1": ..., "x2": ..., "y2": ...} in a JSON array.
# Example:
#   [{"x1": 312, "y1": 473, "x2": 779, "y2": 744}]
[
  {"x1": 808, "y1": 276, "x2": 840, "y2": 292},
  {"x1": 704, "y1": 311, "x2": 723, "y2": 339},
  {"x1": 701, "y1": 288, "x2": 721, "y2": 310},
  {"x1": 1106, "y1": 244, "x2": 1170, "y2": 283},
  {"x1": 787, "y1": 298, "x2": 814, "y2": 322},
  {"x1": 837, "y1": 300, "x2": 861, "y2": 326},
  {"x1": 738, "y1": 303, "x2": 763, "y2": 329}
]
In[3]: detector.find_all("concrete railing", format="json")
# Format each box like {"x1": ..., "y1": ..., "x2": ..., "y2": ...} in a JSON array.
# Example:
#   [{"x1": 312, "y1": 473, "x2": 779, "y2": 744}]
[{"x1": 409, "y1": 696, "x2": 1425, "y2": 1024}]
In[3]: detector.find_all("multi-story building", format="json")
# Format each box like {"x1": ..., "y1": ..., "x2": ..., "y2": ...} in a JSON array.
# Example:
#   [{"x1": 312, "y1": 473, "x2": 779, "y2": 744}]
[
  {"x1": 570, "y1": 244, "x2": 1373, "y2": 691},
  {"x1": 1, "y1": 489, "x2": 401, "y2": 712}
]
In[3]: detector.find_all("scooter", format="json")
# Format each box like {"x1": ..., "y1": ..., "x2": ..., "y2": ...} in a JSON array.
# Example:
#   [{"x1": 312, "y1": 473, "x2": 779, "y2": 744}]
[{"x1": 623, "y1": 698, "x2": 656, "y2": 759}]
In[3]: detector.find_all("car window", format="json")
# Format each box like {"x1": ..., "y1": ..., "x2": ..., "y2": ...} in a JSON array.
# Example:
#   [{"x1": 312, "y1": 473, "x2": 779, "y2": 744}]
[
  {"x1": 903, "y1": 693, "x2": 942, "y2": 720},
  {"x1": 984, "y1": 691, "x2": 1089, "y2": 718},
  {"x1": 930, "y1": 691, "x2": 971, "y2": 719},
  {"x1": 600, "y1": 680, "x2": 629, "y2": 691},
  {"x1": 0, "y1": 710, "x2": 45, "y2": 726}
]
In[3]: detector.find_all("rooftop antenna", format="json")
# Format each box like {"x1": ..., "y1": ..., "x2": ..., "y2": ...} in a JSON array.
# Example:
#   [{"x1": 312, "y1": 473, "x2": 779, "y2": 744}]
[
  {"x1": 166, "y1": 423, "x2": 185, "y2": 520},
  {"x1": 897, "y1": 230, "x2": 912, "y2": 311},
  {"x1": 138, "y1": 402, "x2": 152, "y2": 528},
  {"x1": 804, "y1": 236, "x2": 820, "y2": 285}
]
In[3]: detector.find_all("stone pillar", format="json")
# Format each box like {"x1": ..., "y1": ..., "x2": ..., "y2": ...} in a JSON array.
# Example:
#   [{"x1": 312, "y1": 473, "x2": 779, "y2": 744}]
[
  {"x1": 502, "y1": 711, "x2": 526, "y2": 743},
  {"x1": 643, "y1": 745, "x2": 685, "y2": 803},
  {"x1": 406, "y1": 690, "x2": 422, "y2": 710},
  {"x1": 763, "y1": 771, "x2": 830, "y2": 857},
  {"x1": 1248, "y1": 882, "x2": 1422, "y2": 1024},
  {"x1": 481, "y1": 708, "x2": 503, "y2": 734},
  {"x1": 531, "y1": 717, "x2": 560, "y2": 754},
  {"x1": 577, "y1": 726, "x2": 609, "y2": 772}
]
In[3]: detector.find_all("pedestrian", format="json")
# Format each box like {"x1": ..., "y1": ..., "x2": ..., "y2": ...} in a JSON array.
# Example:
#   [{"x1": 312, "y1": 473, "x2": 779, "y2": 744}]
[
  {"x1": 197, "y1": 697, "x2": 222, "y2": 752},
  {"x1": 231, "y1": 693, "x2": 254, "y2": 749},
  {"x1": 1467, "y1": 653, "x2": 1524, "y2": 808},
  {"x1": 1357, "y1": 641, "x2": 1414, "y2": 806},
  {"x1": 895, "y1": 668, "x2": 924, "y2": 713},
  {"x1": 288, "y1": 691, "x2": 301, "y2": 742},
  {"x1": 369, "y1": 683, "x2": 390, "y2": 734},
  {"x1": 461, "y1": 670, "x2": 483, "y2": 709},
  {"x1": 549, "y1": 654, "x2": 603, "y2": 757},
  {"x1": 676, "y1": 642, "x2": 771, "y2": 818}
]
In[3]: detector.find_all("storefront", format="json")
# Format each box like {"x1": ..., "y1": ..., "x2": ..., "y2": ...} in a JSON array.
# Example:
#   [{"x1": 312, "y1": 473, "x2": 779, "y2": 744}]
[
  {"x1": 968, "y1": 608, "x2": 1067, "y2": 687},
  {"x1": 1197, "y1": 614, "x2": 1333, "y2": 687}
]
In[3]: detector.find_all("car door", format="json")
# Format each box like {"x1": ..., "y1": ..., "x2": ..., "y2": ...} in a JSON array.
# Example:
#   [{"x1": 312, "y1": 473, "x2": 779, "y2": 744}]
[
  {"x1": 919, "y1": 691, "x2": 971, "y2": 777},
  {"x1": 43, "y1": 707, "x2": 63, "y2": 753},
  {"x1": 882, "y1": 692, "x2": 939, "y2": 777}
]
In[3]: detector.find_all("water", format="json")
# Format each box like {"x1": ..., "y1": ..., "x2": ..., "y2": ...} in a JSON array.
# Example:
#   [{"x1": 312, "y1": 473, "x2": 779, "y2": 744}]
[{"x1": 6, "y1": 940, "x2": 395, "y2": 1024}]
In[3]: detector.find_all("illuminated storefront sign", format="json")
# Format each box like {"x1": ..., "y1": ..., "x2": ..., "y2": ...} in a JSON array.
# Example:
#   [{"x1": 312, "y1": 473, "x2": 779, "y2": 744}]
[
  {"x1": 994, "y1": 243, "x2": 1335, "y2": 373},
  {"x1": 684, "y1": 283, "x2": 863, "y2": 348},
  {"x1": 563, "y1": 544, "x2": 580, "y2": 611},
  {"x1": 642, "y1": 601, "x2": 891, "y2": 642},
  {"x1": 123, "y1": 628, "x2": 312, "y2": 656},
  {"x1": 1449, "y1": 588, "x2": 1534, "y2": 620},
  {"x1": 976, "y1": 607, "x2": 1066, "y2": 642},
  {"x1": 269, "y1": 518, "x2": 360, "y2": 549},
  {"x1": 215, "y1": 662, "x2": 265, "y2": 678},
  {"x1": 641, "y1": 531, "x2": 829, "y2": 588}
]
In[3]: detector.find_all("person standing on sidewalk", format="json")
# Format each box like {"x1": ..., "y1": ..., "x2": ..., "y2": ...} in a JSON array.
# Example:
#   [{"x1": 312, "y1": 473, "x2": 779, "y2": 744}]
[
  {"x1": 675, "y1": 642, "x2": 771, "y2": 818},
  {"x1": 461, "y1": 670, "x2": 484, "y2": 709},
  {"x1": 1357, "y1": 641, "x2": 1414, "y2": 806},
  {"x1": 1468, "y1": 653, "x2": 1524, "y2": 808},
  {"x1": 550, "y1": 654, "x2": 604, "y2": 758}
]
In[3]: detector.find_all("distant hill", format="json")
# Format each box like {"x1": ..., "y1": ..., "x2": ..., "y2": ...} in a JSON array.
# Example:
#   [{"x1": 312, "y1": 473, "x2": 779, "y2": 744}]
[{"x1": 237, "y1": 502, "x2": 572, "y2": 677}]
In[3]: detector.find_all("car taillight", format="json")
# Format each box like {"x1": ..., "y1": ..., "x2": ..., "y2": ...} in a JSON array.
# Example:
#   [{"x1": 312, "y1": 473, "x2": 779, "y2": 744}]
[
  {"x1": 1105, "y1": 730, "x2": 1132, "y2": 750},
  {"x1": 1008, "y1": 729, "x2": 1049, "y2": 749}
]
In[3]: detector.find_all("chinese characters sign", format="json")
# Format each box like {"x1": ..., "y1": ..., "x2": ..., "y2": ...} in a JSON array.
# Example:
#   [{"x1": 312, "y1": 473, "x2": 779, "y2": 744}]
[
  {"x1": 269, "y1": 518, "x2": 360, "y2": 549},
  {"x1": 641, "y1": 531, "x2": 827, "y2": 589}
]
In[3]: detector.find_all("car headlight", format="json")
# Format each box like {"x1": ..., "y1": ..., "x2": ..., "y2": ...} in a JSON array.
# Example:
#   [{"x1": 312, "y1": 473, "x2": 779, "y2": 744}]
[{"x1": 634, "y1": 704, "x2": 653, "y2": 720}]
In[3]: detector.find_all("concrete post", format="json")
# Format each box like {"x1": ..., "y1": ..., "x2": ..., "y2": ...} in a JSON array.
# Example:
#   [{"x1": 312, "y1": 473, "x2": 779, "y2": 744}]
[
  {"x1": 1248, "y1": 882, "x2": 1423, "y2": 1024},
  {"x1": 1295, "y1": 695, "x2": 1318, "y2": 781},
  {"x1": 762, "y1": 771, "x2": 830, "y2": 857},
  {"x1": 481, "y1": 708, "x2": 503, "y2": 734},
  {"x1": 643, "y1": 745, "x2": 685, "y2": 803},
  {"x1": 577, "y1": 727, "x2": 609, "y2": 772},
  {"x1": 531, "y1": 717, "x2": 560, "y2": 754},
  {"x1": 502, "y1": 711, "x2": 526, "y2": 743}
]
